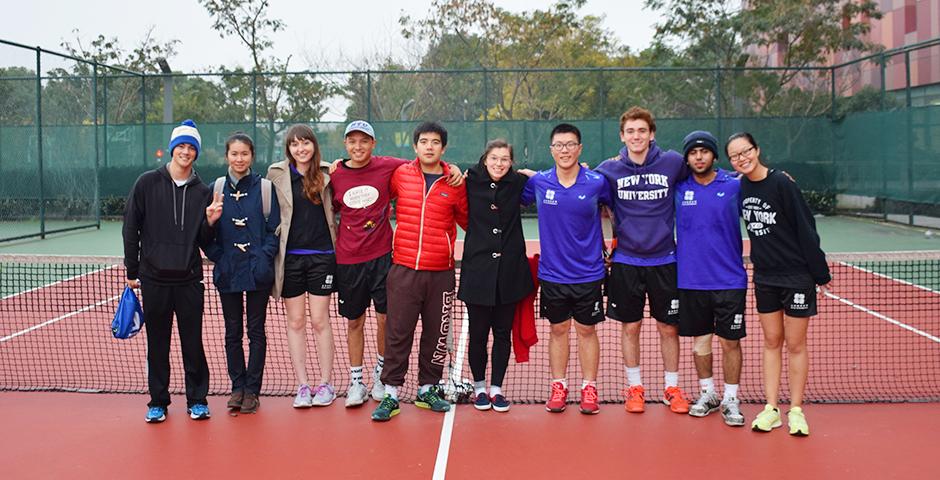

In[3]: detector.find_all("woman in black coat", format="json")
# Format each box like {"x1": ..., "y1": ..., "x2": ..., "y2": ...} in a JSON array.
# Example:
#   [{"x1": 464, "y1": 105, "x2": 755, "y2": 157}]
[{"x1": 458, "y1": 139, "x2": 534, "y2": 412}]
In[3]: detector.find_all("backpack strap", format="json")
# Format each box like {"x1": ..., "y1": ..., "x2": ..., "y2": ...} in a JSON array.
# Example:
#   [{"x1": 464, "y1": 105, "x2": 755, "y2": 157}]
[
  {"x1": 213, "y1": 176, "x2": 226, "y2": 199},
  {"x1": 261, "y1": 178, "x2": 272, "y2": 221}
]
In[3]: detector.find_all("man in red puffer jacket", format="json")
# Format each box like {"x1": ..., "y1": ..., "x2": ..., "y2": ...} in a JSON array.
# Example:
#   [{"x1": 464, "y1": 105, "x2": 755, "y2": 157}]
[{"x1": 371, "y1": 121, "x2": 468, "y2": 422}]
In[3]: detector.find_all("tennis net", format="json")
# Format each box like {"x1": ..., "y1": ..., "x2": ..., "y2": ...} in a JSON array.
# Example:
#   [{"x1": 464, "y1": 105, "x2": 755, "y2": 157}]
[{"x1": 1, "y1": 251, "x2": 939, "y2": 404}]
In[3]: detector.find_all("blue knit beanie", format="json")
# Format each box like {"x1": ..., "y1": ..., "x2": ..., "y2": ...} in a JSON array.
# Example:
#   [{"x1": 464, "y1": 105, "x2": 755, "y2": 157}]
[
  {"x1": 168, "y1": 119, "x2": 202, "y2": 159},
  {"x1": 682, "y1": 130, "x2": 718, "y2": 160}
]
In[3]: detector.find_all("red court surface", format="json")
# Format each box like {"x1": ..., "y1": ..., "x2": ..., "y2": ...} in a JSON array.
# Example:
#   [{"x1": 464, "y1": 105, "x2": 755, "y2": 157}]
[{"x1": 0, "y1": 391, "x2": 938, "y2": 479}]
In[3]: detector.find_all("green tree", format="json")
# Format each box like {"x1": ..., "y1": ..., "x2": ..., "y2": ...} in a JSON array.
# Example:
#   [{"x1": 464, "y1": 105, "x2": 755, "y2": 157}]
[
  {"x1": 354, "y1": 0, "x2": 634, "y2": 121},
  {"x1": 645, "y1": 0, "x2": 884, "y2": 117},
  {"x1": 199, "y1": 0, "x2": 334, "y2": 162}
]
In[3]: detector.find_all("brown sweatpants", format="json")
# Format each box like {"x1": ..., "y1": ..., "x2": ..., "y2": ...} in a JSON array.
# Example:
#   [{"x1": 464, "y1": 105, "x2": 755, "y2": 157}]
[{"x1": 381, "y1": 264, "x2": 455, "y2": 387}]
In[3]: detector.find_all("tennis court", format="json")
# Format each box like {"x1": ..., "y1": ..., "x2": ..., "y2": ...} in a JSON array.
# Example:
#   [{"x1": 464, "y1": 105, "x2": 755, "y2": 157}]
[{"x1": 1, "y1": 217, "x2": 939, "y2": 478}]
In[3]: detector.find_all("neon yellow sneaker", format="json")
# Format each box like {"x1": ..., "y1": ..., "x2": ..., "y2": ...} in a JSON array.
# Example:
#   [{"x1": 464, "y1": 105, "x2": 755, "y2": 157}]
[
  {"x1": 751, "y1": 404, "x2": 782, "y2": 432},
  {"x1": 788, "y1": 407, "x2": 809, "y2": 436}
]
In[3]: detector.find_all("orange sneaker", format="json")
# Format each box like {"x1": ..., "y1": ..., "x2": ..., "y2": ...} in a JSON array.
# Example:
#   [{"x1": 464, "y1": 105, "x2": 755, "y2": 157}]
[
  {"x1": 663, "y1": 386, "x2": 690, "y2": 413},
  {"x1": 624, "y1": 385, "x2": 645, "y2": 413},
  {"x1": 545, "y1": 381, "x2": 568, "y2": 413}
]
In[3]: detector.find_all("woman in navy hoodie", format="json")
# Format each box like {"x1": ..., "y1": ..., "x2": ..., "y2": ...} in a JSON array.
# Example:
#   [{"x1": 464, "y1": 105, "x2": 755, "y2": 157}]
[
  {"x1": 727, "y1": 132, "x2": 831, "y2": 437},
  {"x1": 204, "y1": 133, "x2": 280, "y2": 414}
]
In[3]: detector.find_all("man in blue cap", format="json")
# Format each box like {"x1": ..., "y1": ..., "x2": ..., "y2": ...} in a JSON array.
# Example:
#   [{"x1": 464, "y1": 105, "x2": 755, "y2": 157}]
[
  {"x1": 124, "y1": 119, "x2": 223, "y2": 423},
  {"x1": 674, "y1": 130, "x2": 747, "y2": 426}
]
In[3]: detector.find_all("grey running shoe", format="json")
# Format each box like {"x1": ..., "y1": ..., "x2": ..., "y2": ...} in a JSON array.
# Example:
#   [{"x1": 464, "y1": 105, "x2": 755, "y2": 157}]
[
  {"x1": 689, "y1": 390, "x2": 721, "y2": 417},
  {"x1": 371, "y1": 372, "x2": 385, "y2": 402},
  {"x1": 345, "y1": 382, "x2": 369, "y2": 407},
  {"x1": 721, "y1": 397, "x2": 746, "y2": 426}
]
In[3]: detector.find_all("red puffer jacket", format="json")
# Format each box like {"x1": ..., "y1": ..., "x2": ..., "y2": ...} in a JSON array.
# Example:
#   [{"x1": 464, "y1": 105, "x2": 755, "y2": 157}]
[{"x1": 390, "y1": 159, "x2": 468, "y2": 271}]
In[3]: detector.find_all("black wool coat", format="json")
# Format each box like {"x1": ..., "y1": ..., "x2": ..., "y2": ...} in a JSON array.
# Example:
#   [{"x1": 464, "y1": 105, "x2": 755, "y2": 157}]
[{"x1": 457, "y1": 164, "x2": 534, "y2": 306}]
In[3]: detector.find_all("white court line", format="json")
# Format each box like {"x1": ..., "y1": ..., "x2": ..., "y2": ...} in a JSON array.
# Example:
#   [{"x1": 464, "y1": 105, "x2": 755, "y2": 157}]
[
  {"x1": 824, "y1": 291, "x2": 940, "y2": 344},
  {"x1": 433, "y1": 310, "x2": 470, "y2": 480},
  {"x1": 839, "y1": 261, "x2": 940, "y2": 296},
  {"x1": 0, "y1": 294, "x2": 120, "y2": 343},
  {"x1": 1, "y1": 264, "x2": 117, "y2": 301}
]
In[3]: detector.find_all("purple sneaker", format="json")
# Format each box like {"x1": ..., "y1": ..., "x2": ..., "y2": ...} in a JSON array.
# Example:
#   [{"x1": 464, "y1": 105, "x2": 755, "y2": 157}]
[{"x1": 312, "y1": 383, "x2": 336, "y2": 406}]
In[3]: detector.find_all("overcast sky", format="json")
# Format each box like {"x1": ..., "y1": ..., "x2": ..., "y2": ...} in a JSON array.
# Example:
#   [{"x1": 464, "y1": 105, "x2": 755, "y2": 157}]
[{"x1": 2, "y1": 0, "x2": 658, "y2": 72}]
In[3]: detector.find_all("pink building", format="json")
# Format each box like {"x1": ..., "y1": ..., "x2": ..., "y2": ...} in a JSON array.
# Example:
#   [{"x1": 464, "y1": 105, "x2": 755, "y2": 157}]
[{"x1": 753, "y1": 0, "x2": 940, "y2": 106}]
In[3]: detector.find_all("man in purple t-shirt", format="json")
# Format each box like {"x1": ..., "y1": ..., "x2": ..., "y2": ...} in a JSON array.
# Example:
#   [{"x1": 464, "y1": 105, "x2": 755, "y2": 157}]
[
  {"x1": 595, "y1": 107, "x2": 691, "y2": 415},
  {"x1": 522, "y1": 123, "x2": 611, "y2": 415},
  {"x1": 675, "y1": 130, "x2": 747, "y2": 427},
  {"x1": 330, "y1": 120, "x2": 462, "y2": 407}
]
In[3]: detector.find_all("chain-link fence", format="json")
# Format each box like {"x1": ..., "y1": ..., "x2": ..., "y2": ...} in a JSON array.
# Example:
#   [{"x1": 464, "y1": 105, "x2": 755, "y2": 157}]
[{"x1": 2, "y1": 37, "x2": 939, "y2": 241}]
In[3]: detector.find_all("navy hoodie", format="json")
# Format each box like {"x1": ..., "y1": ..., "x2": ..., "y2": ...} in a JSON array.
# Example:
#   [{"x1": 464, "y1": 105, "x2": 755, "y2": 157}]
[{"x1": 595, "y1": 140, "x2": 689, "y2": 263}]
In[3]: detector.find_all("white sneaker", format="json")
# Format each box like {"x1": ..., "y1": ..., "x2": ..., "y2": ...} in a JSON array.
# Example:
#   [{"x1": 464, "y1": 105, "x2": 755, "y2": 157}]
[
  {"x1": 371, "y1": 372, "x2": 385, "y2": 402},
  {"x1": 293, "y1": 384, "x2": 314, "y2": 408},
  {"x1": 721, "y1": 397, "x2": 745, "y2": 426},
  {"x1": 688, "y1": 390, "x2": 721, "y2": 417},
  {"x1": 345, "y1": 382, "x2": 369, "y2": 408}
]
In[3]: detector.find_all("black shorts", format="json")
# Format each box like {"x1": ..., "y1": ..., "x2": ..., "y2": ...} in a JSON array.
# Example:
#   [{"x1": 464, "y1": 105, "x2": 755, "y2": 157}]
[
  {"x1": 606, "y1": 263, "x2": 679, "y2": 325},
  {"x1": 539, "y1": 279, "x2": 605, "y2": 326},
  {"x1": 678, "y1": 289, "x2": 747, "y2": 340},
  {"x1": 755, "y1": 283, "x2": 817, "y2": 317},
  {"x1": 336, "y1": 253, "x2": 391, "y2": 319},
  {"x1": 281, "y1": 253, "x2": 337, "y2": 298}
]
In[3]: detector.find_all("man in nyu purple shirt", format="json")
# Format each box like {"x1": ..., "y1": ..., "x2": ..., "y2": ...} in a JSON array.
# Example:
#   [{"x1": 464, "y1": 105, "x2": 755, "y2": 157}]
[
  {"x1": 594, "y1": 107, "x2": 691, "y2": 414},
  {"x1": 675, "y1": 130, "x2": 748, "y2": 427}
]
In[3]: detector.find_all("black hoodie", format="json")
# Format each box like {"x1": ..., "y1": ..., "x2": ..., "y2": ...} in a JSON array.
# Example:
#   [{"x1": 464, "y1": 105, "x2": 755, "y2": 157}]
[{"x1": 123, "y1": 164, "x2": 214, "y2": 285}]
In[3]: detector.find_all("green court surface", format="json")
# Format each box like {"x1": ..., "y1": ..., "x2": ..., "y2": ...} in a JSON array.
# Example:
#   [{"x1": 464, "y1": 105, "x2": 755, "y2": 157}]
[{"x1": 2, "y1": 215, "x2": 939, "y2": 257}]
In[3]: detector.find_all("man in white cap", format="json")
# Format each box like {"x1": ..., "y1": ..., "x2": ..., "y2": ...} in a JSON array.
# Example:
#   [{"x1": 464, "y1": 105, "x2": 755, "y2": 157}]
[
  {"x1": 123, "y1": 119, "x2": 223, "y2": 423},
  {"x1": 329, "y1": 120, "x2": 463, "y2": 407}
]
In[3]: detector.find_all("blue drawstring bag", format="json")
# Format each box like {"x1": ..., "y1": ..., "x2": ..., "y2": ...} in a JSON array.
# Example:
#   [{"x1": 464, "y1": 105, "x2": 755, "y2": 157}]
[{"x1": 112, "y1": 286, "x2": 144, "y2": 339}]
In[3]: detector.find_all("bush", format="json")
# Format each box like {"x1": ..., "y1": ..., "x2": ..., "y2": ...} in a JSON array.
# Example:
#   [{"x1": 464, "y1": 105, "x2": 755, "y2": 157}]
[{"x1": 803, "y1": 189, "x2": 838, "y2": 215}]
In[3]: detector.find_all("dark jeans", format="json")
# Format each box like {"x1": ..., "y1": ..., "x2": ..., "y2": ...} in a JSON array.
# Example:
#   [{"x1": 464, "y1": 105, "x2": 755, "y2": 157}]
[
  {"x1": 141, "y1": 281, "x2": 209, "y2": 408},
  {"x1": 466, "y1": 302, "x2": 515, "y2": 387},
  {"x1": 219, "y1": 289, "x2": 271, "y2": 395}
]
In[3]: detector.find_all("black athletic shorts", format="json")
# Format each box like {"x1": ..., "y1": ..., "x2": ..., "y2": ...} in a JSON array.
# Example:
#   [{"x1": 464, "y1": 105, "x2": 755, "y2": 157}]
[
  {"x1": 678, "y1": 289, "x2": 747, "y2": 340},
  {"x1": 336, "y1": 252, "x2": 391, "y2": 319},
  {"x1": 281, "y1": 253, "x2": 336, "y2": 298},
  {"x1": 755, "y1": 283, "x2": 817, "y2": 317},
  {"x1": 606, "y1": 263, "x2": 679, "y2": 325},
  {"x1": 539, "y1": 279, "x2": 605, "y2": 326}
]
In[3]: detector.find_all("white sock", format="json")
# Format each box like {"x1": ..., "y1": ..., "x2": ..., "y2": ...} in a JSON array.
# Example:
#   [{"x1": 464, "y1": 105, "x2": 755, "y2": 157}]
[
  {"x1": 473, "y1": 380, "x2": 486, "y2": 395},
  {"x1": 626, "y1": 367, "x2": 642, "y2": 387},
  {"x1": 699, "y1": 377, "x2": 715, "y2": 395},
  {"x1": 664, "y1": 371, "x2": 679, "y2": 388},
  {"x1": 374, "y1": 355, "x2": 385, "y2": 377},
  {"x1": 385, "y1": 385, "x2": 399, "y2": 400},
  {"x1": 723, "y1": 384, "x2": 739, "y2": 401},
  {"x1": 582, "y1": 380, "x2": 596, "y2": 389},
  {"x1": 418, "y1": 384, "x2": 433, "y2": 395},
  {"x1": 489, "y1": 385, "x2": 502, "y2": 397},
  {"x1": 551, "y1": 378, "x2": 568, "y2": 390},
  {"x1": 350, "y1": 366, "x2": 364, "y2": 385}
]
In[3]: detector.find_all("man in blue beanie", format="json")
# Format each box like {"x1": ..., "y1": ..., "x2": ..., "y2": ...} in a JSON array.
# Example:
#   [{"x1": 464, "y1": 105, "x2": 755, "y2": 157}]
[
  {"x1": 675, "y1": 130, "x2": 747, "y2": 427},
  {"x1": 123, "y1": 119, "x2": 223, "y2": 423}
]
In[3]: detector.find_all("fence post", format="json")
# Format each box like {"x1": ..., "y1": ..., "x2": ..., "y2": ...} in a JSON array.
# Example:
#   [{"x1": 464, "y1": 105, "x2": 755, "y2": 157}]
[
  {"x1": 366, "y1": 71, "x2": 372, "y2": 123},
  {"x1": 715, "y1": 67, "x2": 722, "y2": 141},
  {"x1": 35, "y1": 47, "x2": 45, "y2": 238},
  {"x1": 251, "y1": 72, "x2": 258, "y2": 144},
  {"x1": 482, "y1": 68, "x2": 488, "y2": 142},
  {"x1": 103, "y1": 74, "x2": 109, "y2": 168},
  {"x1": 93, "y1": 62, "x2": 100, "y2": 228},
  {"x1": 904, "y1": 51, "x2": 913, "y2": 225},
  {"x1": 598, "y1": 70, "x2": 606, "y2": 154},
  {"x1": 830, "y1": 66, "x2": 837, "y2": 120},
  {"x1": 141, "y1": 75, "x2": 147, "y2": 167},
  {"x1": 880, "y1": 53, "x2": 887, "y2": 220}
]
